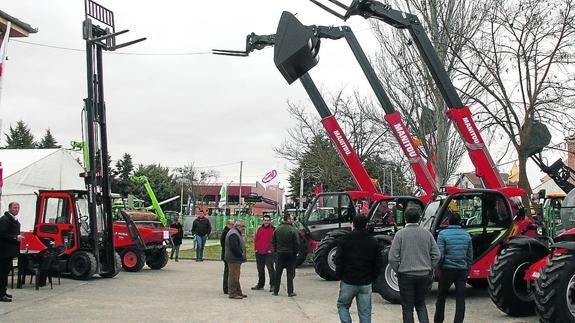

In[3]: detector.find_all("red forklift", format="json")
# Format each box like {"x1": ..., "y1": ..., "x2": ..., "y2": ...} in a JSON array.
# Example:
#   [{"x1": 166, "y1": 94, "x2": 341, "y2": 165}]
[{"x1": 19, "y1": 0, "x2": 153, "y2": 279}]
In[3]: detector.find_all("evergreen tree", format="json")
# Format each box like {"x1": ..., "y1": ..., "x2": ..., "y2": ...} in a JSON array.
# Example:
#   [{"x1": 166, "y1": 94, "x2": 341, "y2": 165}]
[
  {"x1": 111, "y1": 153, "x2": 135, "y2": 197},
  {"x1": 3, "y1": 120, "x2": 36, "y2": 148},
  {"x1": 37, "y1": 129, "x2": 61, "y2": 148}
]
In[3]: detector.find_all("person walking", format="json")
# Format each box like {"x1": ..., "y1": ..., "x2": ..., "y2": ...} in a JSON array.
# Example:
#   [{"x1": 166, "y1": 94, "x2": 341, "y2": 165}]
[
  {"x1": 220, "y1": 219, "x2": 234, "y2": 294},
  {"x1": 170, "y1": 217, "x2": 184, "y2": 262},
  {"x1": 389, "y1": 208, "x2": 440, "y2": 323},
  {"x1": 272, "y1": 213, "x2": 299, "y2": 297},
  {"x1": 225, "y1": 220, "x2": 247, "y2": 300},
  {"x1": 252, "y1": 214, "x2": 276, "y2": 292},
  {"x1": 0, "y1": 202, "x2": 23, "y2": 302},
  {"x1": 335, "y1": 215, "x2": 382, "y2": 323},
  {"x1": 434, "y1": 212, "x2": 473, "y2": 323},
  {"x1": 191, "y1": 213, "x2": 212, "y2": 261}
]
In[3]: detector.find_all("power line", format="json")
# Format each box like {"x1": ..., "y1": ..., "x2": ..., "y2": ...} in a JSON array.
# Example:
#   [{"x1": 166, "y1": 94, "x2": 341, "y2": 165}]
[{"x1": 10, "y1": 39, "x2": 211, "y2": 56}]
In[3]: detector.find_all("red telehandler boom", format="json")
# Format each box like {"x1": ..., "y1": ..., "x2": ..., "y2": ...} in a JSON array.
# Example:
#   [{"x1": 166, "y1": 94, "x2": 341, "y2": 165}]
[{"x1": 213, "y1": 21, "x2": 426, "y2": 279}]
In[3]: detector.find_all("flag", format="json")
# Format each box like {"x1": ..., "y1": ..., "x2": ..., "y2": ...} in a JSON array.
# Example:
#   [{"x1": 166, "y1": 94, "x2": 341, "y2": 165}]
[
  {"x1": 261, "y1": 169, "x2": 279, "y2": 188},
  {"x1": 218, "y1": 183, "x2": 228, "y2": 208},
  {"x1": 313, "y1": 183, "x2": 323, "y2": 196},
  {"x1": 509, "y1": 162, "x2": 519, "y2": 184},
  {"x1": 0, "y1": 22, "x2": 11, "y2": 83}
]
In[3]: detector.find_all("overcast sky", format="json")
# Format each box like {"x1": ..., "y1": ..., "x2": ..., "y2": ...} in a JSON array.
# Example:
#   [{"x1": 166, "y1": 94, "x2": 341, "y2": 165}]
[
  {"x1": 0, "y1": 0, "x2": 387, "y2": 188},
  {"x1": 1, "y1": 0, "x2": 561, "y2": 192}
]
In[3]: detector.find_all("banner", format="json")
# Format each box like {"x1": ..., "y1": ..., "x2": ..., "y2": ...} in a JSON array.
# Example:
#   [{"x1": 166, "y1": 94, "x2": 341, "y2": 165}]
[{"x1": 218, "y1": 183, "x2": 228, "y2": 208}]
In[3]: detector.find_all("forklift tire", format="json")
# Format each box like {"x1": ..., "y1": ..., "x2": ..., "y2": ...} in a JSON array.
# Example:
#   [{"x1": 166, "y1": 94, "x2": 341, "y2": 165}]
[
  {"x1": 100, "y1": 252, "x2": 122, "y2": 278},
  {"x1": 146, "y1": 248, "x2": 169, "y2": 270},
  {"x1": 373, "y1": 246, "x2": 401, "y2": 304},
  {"x1": 534, "y1": 252, "x2": 575, "y2": 323},
  {"x1": 69, "y1": 250, "x2": 97, "y2": 280},
  {"x1": 488, "y1": 246, "x2": 536, "y2": 316},
  {"x1": 121, "y1": 248, "x2": 146, "y2": 272},
  {"x1": 313, "y1": 234, "x2": 341, "y2": 281}
]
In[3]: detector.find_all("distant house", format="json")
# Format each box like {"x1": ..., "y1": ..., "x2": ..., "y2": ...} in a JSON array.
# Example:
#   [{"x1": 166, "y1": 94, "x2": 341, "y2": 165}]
[{"x1": 454, "y1": 172, "x2": 511, "y2": 189}]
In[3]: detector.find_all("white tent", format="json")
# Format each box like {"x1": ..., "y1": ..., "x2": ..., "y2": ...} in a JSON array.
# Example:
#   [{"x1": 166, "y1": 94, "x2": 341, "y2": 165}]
[{"x1": 0, "y1": 148, "x2": 85, "y2": 231}]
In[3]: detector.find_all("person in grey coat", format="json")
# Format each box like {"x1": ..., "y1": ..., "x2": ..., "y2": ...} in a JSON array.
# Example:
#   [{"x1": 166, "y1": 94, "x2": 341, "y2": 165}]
[
  {"x1": 389, "y1": 208, "x2": 440, "y2": 323},
  {"x1": 224, "y1": 220, "x2": 247, "y2": 299}
]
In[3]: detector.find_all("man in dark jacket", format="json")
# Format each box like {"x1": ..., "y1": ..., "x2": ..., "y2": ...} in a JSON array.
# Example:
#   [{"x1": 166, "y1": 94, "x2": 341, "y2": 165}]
[
  {"x1": 170, "y1": 218, "x2": 184, "y2": 262},
  {"x1": 220, "y1": 219, "x2": 234, "y2": 294},
  {"x1": 224, "y1": 220, "x2": 246, "y2": 299},
  {"x1": 251, "y1": 214, "x2": 275, "y2": 292},
  {"x1": 272, "y1": 214, "x2": 299, "y2": 297},
  {"x1": 0, "y1": 202, "x2": 23, "y2": 302},
  {"x1": 434, "y1": 212, "x2": 473, "y2": 323},
  {"x1": 335, "y1": 215, "x2": 382, "y2": 323},
  {"x1": 191, "y1": 213, "x2": 212, "y2": 261}
]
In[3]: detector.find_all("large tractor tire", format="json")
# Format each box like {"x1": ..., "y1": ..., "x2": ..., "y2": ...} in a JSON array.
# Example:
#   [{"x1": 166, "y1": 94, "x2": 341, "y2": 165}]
[
  {"x1": 534, "y1": 252, "x2": 575, "y2": 323},
  {"x1": 146, "y1": 248, "x2": 169, "y2": 270},
  {"x1": 69, "y1": 250, "x2": 97, "y2": 280},
  {"x1": 488, "y1": 246, "x2": 537, "y2": 316},
  {"x1": 100, "y1": 252, "x2": 122, "y2": 278},
  {"x1": 313, "y1": 234, "x2": 342, "y2": 281},
  {"x1": 373, "y1": 246, "x2": 401, "y2": 304},
  {"x1": 121, "y1": 248, "x2": 146, "y2": 272}
]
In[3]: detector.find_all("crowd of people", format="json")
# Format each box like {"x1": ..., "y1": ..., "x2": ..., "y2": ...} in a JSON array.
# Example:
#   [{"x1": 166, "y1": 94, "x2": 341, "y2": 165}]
[{"x1": 2, "y1": 200, "x2": 473, "y2": 323}]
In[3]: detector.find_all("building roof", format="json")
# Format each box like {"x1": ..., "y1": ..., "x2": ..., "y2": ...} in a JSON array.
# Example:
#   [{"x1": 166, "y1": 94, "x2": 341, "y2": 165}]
[
  {"x1": 0, "y1": 10, "x2": 38, "y2": 37},
  {"x1": 455, "y1": 171, "x2": 511, "y2": 188}
]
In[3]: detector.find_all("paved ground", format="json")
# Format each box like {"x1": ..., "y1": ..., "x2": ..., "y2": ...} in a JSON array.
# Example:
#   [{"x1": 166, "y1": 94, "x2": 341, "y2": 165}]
[{"x1": 1, "y1": 259, "x2": 538, "y2": 323}]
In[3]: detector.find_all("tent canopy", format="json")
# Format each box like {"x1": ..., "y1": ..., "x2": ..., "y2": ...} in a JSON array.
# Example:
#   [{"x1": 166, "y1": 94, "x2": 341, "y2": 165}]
[{"x1": 1, "y1": 148, "x2": 85, "y2": 231}]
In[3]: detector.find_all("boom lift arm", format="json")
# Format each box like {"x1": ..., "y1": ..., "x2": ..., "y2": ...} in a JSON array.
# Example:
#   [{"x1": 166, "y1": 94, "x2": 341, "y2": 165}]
[
  {"x1": 311, "y1": 0, "x2": 506, "y2": 189},
  {"x1": 129, "y1": 175, "x2": 168, "y2": 226},
  {"x1": 214, "y1": 33, "x2": 379, "y2": 195},
  {"x1": 215, "y1": 13, "x2": 438, "y2": 201}
]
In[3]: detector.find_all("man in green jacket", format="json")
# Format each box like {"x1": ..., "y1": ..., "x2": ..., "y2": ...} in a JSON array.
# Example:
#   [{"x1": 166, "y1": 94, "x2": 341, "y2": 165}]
[{"x1": 272, "y1": 214, "x2": 300, "y2": 296}]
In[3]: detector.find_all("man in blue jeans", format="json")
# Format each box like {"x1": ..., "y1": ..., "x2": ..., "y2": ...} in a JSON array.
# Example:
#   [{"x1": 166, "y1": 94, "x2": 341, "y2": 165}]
[
  {"x1": 389, "y1": 208, "x2": 440, "y2": 323},
  {"x1": 434, "y1": 211, "x2": 473, "y2": 323},
  {"x1": 191, "y1": 213, "x2": 212, "y2": 261},
  {"x1": 335, "y1": 214, "x2": 382, "y2": 323}
]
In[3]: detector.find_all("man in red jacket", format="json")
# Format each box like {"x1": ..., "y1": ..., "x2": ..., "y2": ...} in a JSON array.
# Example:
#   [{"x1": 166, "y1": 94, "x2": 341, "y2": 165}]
[{"x1": 251, "y1": 214, "x2": 276, "y2": 292}]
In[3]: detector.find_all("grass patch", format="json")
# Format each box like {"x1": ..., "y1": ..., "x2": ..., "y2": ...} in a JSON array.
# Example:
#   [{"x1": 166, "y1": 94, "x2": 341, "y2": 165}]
[{"x1": 179, "y1": 238, "x2": 256, "y2": 261}]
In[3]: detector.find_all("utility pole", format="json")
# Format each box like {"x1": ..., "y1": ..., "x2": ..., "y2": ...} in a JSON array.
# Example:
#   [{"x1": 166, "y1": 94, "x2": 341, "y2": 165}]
[
  {"x1": 238, "y1": 161, "x2": 243, "y2": 215},
  {"x1": 299, "y1": 169, "x2": 304, "y2": 210}
]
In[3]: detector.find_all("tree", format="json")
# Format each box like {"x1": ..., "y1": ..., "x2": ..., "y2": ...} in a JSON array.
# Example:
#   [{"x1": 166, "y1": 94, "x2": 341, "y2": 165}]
[
  {"x1": 37, "y1": 129, "x2": 61, "y2": 148},
  {"x1": 174, "y1": 163, "x2": 219, "y2": 214},
  {"x1": 456, "y1": 0, "x2": 575, "y2": 201},
  {"x1": 370, "y1": 0, "x2": 495, "y2": 184},
  {"x1": 111, "y1": 153, "x2": 135, "y2": 197},
  {"x1": 3, "y1": 120, "x2": 36, "y2": 148},
  {"x1": 131, "y1": 164, "x2": 179, "y2": 211}
]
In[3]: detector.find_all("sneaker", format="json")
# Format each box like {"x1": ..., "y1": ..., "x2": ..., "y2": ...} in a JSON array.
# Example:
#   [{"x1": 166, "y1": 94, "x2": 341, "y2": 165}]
[
  {"x1": 0, "y1": 295, "x2": 11, "y2": 302},
  {"x1": 229, "y1": 295, "x2": 243, "y2": 299},
  {"x1": 5, "y1": 293, "x2": 12, "y2": 298},
  {"x1": 241, "y1": 294, "x2": 248, "y2": 298},
  {"x1": 251, "y1": 285, "x2": 263, "y2": 290},
  {"x1": 288, "y1": 293, "x2": 297, "y2": 297}
]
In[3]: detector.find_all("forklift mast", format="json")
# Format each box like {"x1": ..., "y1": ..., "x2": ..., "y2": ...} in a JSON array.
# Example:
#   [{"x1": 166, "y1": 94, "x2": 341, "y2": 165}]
[
  {"x1": 311, "y1": 0, "x2": 507, "y2": 190},
  {"x1": 214, "y1": 12, "x2": 438, "y2": 202},
  {"x1": 82, "y1": 0, "x2": 145, "y2": 273}
]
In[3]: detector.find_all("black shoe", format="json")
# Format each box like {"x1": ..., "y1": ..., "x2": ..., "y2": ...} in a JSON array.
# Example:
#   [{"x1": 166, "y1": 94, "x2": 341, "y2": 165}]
[
  {"x1": 251, "y1": 285, "x2": 263, "y2": 290},
  {"x1": 5, "y1": 293, "x2": 12, "y2": 298},
  {"x1": 269, "y1": 287, "x2": 274, "y2": 292},
  {"x1": 0, "y1": 295, "x2": 12, "y2": 302},
  {"x1": 288, "y1": 293, "x2": 297, "y2": 297},
  {"x1": 272, "y1": 293, "x2": 278, "y2": 296}
]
